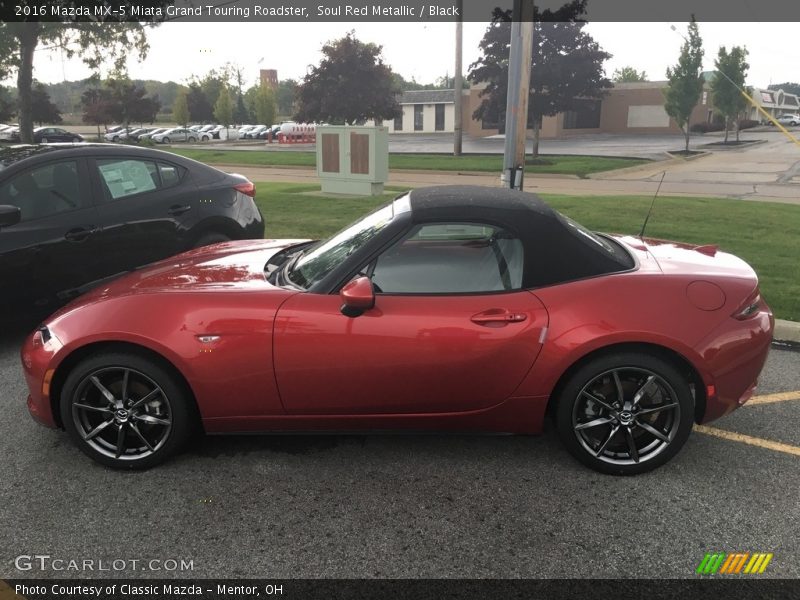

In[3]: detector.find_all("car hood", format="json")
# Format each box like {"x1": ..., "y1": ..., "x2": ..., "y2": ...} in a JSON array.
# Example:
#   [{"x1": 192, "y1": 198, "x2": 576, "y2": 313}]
[{"x1": 51, "y1": 239, "x2": 310, "y2": 315}]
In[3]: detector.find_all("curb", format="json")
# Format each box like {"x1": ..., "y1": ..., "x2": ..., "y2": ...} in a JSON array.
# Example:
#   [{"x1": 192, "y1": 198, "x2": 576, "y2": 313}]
[
  {"x1": 586, "y1": 155, "x2": 681, "y2": 180},
  {"x1": 775, "y1": 319, "x2": 800, "y2": 344}
]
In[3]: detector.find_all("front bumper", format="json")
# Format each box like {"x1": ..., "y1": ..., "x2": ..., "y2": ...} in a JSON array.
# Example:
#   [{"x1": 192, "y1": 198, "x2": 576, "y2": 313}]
[{"x1": 20, "y1": 327, "x2": 62, "y2": 429}]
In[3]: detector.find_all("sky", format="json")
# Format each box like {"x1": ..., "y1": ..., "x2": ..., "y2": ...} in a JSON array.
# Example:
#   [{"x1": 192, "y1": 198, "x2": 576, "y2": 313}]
[{"x1": 7, "y1": 22, "x2": 800, "y2": 90}]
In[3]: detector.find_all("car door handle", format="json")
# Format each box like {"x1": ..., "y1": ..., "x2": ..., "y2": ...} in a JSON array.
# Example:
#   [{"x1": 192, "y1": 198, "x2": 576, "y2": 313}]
[
  {"x1": 64, "y1": 226, "x2": 98, "y2": 242},
  {"x1": 470, "y1": 309, "x2": 528, "y2": 325},
  {"x1": 168, "y1": 204, "x2": 191, "y2": 216}
]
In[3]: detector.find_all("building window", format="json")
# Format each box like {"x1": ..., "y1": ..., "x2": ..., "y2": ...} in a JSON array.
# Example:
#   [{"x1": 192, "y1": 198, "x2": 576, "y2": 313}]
[
  {"x1": 562, "y1": 99, "x2": 602, "y2": 130},
  {"x1": 435, "y1": 104, "x2": 445, "y2": 131},
  {"x1": 394, "y1": 112, "x2": 403, "y2": 131},
  {"x1": 414, "y1": 104, "x2": 423, "y2": 131}
]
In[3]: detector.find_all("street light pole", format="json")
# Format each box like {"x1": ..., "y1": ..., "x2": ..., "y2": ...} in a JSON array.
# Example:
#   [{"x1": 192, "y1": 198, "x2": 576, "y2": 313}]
[
  {"x1": 501, "y1": 0, "x2": 534, "y2": 190},
  {"x1": 453, "y1": 0, "x2": 463, "y2": 156}
]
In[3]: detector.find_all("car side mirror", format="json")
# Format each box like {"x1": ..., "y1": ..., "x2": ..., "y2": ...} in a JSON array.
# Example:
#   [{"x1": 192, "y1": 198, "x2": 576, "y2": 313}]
[
  {"x1": 340, "y1": 276, "x2": 375, "y2": 318},
  {"x1": 0, "y1": 205, "x2": 21, "y2": 230}
]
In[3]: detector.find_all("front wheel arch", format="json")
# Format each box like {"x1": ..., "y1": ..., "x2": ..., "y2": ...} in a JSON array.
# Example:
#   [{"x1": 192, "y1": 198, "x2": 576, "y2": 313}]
[
  {"x1": 49, "y1": 341, "x2": 202, "y2": 432},
  {"x1": 545, "y1": 341, "x2": 707, "y2": 424}
]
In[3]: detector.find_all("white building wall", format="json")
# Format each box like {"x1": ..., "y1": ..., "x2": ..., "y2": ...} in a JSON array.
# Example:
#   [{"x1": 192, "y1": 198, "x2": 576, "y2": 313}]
[{"x1": 370, "y1": 102, "x2": 456, "y2": 133}]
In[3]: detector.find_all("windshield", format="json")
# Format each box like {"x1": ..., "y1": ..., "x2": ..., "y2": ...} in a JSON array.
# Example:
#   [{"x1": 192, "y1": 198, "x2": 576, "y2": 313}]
[{"x1": 287, "y1": 197, "x2": 404, "y2": 289}]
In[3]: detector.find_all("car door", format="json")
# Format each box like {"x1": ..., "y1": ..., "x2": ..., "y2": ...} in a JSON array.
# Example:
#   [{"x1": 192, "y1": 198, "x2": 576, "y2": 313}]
[
  {"x1": 87, "y1": 155, "x2": 198, "y2": 272},
  {"x1": 274, "y1": 221, "x2": 549, "y2": 415},
  {"x1": 0, "y1": 157, "x2": 101, "y2": 307}
]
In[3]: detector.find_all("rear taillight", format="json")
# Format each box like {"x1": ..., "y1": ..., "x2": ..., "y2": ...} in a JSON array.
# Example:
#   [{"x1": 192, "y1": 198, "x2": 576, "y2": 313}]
[
  {"x1": 733, "y1": 289, "x2": 762, "y2": 320},
  {"x1": 234, "y1": 181, "x2": 256, "y2": 197}
]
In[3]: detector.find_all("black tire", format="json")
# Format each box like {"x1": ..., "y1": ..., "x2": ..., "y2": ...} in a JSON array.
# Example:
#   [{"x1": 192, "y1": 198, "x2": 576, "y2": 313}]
[
  {"x1": 60, "y1": 351, "x2": 194, "y2": 470},
  {"x1": 192, "y1": 232, "x2": 230, "y2": 249},
  {"x1": 112, "y1": 135, "x2": 119, "y2": 142},
  {"x1": 162, "y1": 136, "x2": 170, "y2": 143},
  {"x1": 555, "y1": 351, "x2": 694, "y2": 476},
  {"x1": 188, "y1": 136, "x2": 196, "y2": 143}
]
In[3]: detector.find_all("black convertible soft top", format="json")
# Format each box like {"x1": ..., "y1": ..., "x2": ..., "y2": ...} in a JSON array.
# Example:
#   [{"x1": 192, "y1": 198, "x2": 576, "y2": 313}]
[{"x1": 407, "y1": 186, "x2": 634, "y2": 288}]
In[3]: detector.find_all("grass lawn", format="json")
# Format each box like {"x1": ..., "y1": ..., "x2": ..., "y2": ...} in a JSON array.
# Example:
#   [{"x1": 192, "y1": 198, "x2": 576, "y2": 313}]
[
  {"x1": 167, "y1": 147, "x2": 648, "y2": 177},
  {"x1": 253, "y1": 183, "x2": 800, "y2": 321}
]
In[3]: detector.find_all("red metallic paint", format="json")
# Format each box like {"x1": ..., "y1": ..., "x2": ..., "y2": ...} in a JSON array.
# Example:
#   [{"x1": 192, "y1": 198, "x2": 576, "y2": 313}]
[
  {"x1": 273, "y1": 291, "x2": 548, "y2": 415},
  {"x1": 21, "y1": 233, "x2": 773, "y2": 437},
  {"x1": 340, "y1": 276, "x2": 376, "y2": 310}
]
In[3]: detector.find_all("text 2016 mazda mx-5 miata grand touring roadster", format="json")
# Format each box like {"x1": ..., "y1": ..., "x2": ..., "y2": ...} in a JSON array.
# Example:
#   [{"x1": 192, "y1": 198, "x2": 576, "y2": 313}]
[{"x1": 21, "y1": 186, "x2": 773, "y2": 474}]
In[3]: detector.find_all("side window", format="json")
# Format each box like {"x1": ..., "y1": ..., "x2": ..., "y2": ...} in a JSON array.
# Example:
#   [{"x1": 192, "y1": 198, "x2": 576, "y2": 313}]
[
  {"x1": 371, "y1": 222, "x2": 525, "y2": 294},
  {"x1": 158, "y1": 162, "x2": 183, "y2": 188},
  {"x1": 0, "y1": 160, "x2": 85, "y2": 222},
  {"x1": 96, "y1": 158, "x2": 160, "y2": 201}
]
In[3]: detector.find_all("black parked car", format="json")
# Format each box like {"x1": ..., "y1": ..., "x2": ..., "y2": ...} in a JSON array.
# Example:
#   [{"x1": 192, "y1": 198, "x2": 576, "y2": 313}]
[
  {"x1": 0, "y1": 144, "x2": 264, "y2": 310},
  {"x1": 3, "y1": 127, "x2": 84, "y2": 144}
]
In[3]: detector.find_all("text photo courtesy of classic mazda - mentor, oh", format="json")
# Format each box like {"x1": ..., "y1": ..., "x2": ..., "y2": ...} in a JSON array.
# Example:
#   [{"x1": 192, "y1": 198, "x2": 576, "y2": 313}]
[{"x1": 18, "y1": 186, "x2": 773, "y2": 475}]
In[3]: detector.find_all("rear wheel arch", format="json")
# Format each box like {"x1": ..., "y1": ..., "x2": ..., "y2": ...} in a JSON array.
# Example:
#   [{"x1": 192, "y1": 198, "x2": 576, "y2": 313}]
[
  {"x1": 546, "y1": 341, "x2": 707, "y2": 423},
  {"x1": 186, "y1": 218, "x2": 242, "y2": 249},
  {"x1": 49, "y1": 341, "x2": 202, "y2": 432}
]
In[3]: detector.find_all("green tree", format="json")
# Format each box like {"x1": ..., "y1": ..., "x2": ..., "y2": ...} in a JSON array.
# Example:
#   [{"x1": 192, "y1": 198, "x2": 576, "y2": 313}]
[
  {"x1": 664, "y1": 17, "x2": 705, "y2": 153},
  {"x1": 768, "y1": 82, "x2": 800, "y2": 96},
  {"x1": 275, "y1": 79, "x2": 297, "y2": 116},
  {"x1": 104, "y1": 77, "x2": 160, "y2": 127},
  {"x1": 0, "y1": 86, "x2": 17, "y2": 123},
  {"x1": 80, "y1": 86, "x2": 115, "y2": 139},
  {"x1": 213, "y1": 86, "x2": 233, "y2": 127},
  {"x1": 30, "y1": 82, "x2": 61, "y2": 125},
  {"x1": 612, "y1": 66, "x2": 648, "y2": 82},
  {"x1": 710, "y1": 46, "x2": 749, "y2": 144},
  {"x1": 469, "y1": 1, "x2": 612, "y2": 157},
  {"x1": 186, "y1": 83, "x2": 213, "y2": 123},
  {"x1": 0, "y1": 4, "x2": 167, "y2": 143},
  {"x1": 173, "y1": 90, "x2": 190, "y2": 126},
  {"x1": 233, "y1": 93, "x2": 249, "y2": 125},
  {"x1": 294, "y1": 32, "x2": 401, "y2": 124},
  {"x1": 253, "y1": 84, "x2": 276, "y2": 126}
]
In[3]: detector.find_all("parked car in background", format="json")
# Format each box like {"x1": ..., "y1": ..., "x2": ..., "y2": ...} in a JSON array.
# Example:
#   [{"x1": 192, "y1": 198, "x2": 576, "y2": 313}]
[
  {"x1": 105, "y1": 125, "x2": 125, "y2": 134},
  {"x1": 776, "y1": 114, "x2": 800, "y2": 126},
  {"x1": 17, "y1": 186, "x2": 773, "y2": 471},
  {"x1": 237, "y1": 125, "x2": 256, "y2": 137},
  {"x1": 33, "y1": 128, "x2": 84, "y2": 143},
  {"x1": 0, "y1": 127, "x2": 20, "y2": 141},
  {"x1": 198, "y1": 127, "x2": 215, "y2": 142},
  {"x1": 0, "y1": 143, "x2": 263, "y2": 312},
  {"x1": 244, "y1": 125, "x2": 268, "y2": 139},
  {"x1": 116, "y1": 128, "x2": 150, "y2": 142},
  {"x1": 151, "y1": 128, "x2": 199, "y2": 144},
  {"x1": 137, "y1": 128, "x2": 167, "y2": 142},
  {"x1": 1, "y1": 127, "x2": 83, "y2": 144},
  {"x1": 104, "y1": 128, "x2": 133, "y2": 142},
  {"x1": 209, "y1": 125, "x2": 226, "y2": 139},
  {"x1": 256, "y1": 125, "x2": 281, "y2": 140},
  {"x1": 127, "y1": 128, "x2": 158, "y2": 142}
]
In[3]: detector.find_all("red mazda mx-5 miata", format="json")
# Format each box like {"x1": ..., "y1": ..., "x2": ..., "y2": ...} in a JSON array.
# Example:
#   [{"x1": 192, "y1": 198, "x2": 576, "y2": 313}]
[{"x1": 20, "y1": 186, "x2": 773, "y2": 474}]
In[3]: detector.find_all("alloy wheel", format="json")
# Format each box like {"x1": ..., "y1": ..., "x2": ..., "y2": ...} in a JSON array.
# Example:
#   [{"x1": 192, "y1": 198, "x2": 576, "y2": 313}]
[
  {"x1": 71, "y1": 367, "x2": 173, "y2": 461},
  {"x1": 572, "y1": 367, "x2": 680, "y2": 466}
]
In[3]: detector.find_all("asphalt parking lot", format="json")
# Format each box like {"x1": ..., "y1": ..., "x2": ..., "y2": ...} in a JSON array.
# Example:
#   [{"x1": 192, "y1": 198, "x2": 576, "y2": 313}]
[{"x1": 1, "y1": 320, "x2": 798, "y2": 579}]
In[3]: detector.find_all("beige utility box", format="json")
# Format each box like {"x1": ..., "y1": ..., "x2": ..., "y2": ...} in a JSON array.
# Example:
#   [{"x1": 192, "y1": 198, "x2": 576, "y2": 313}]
[{"x1": 316, "y1": 125, "x2": 389, "y2": 195}]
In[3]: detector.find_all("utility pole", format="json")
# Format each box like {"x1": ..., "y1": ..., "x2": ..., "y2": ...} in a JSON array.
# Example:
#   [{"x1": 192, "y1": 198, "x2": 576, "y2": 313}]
[
  {"x1": 453, "y1": 0, "x2": 463, "y2": 155},
  {"x1": 501, "y1": 0, "x2": 534, "y2": 190}
]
